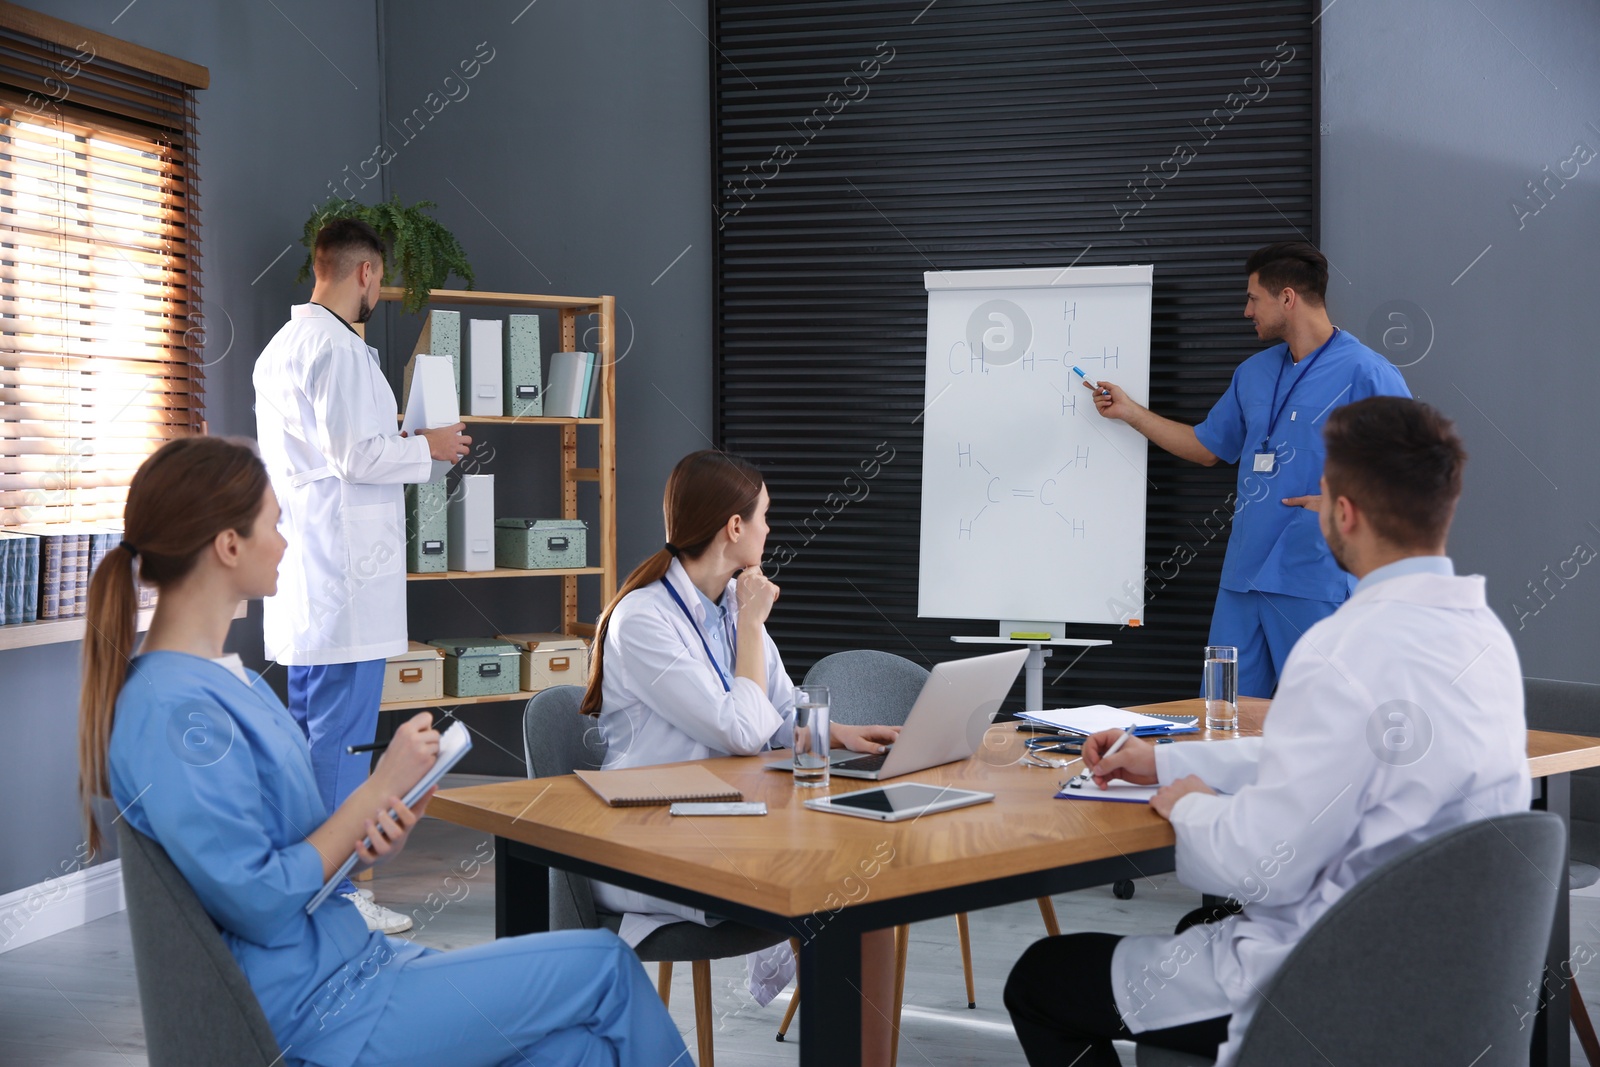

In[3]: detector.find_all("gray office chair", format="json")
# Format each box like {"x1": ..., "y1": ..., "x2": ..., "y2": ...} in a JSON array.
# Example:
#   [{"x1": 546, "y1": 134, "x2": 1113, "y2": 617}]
[
  {"x1": 522, "y1": 686, "x2": 786, "y2": 1067},
  {"x1": 117, "y1": 821, "x2": 284, "y2": 1067},
  {"x1": 1524, "y1": 676, "x2": 1600, "y2": 1063},
  {"x1": 1136, "y1": 811, "x2": 1565, "y2": 1066},
  {"x1": 796, "y1": 650, "x2": 1061, "y2": 1027}
]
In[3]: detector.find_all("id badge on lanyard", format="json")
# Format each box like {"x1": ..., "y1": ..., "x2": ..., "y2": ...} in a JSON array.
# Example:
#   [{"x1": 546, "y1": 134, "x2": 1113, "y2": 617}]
[{"x1": 1256, "y1": 331, "x2": 1336, "y2": 475}]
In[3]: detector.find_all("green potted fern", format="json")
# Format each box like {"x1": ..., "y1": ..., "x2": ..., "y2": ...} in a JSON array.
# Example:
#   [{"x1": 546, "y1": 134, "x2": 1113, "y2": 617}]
[{"x1": 297, "y1": 196, "x2": 475, "y2": 314}]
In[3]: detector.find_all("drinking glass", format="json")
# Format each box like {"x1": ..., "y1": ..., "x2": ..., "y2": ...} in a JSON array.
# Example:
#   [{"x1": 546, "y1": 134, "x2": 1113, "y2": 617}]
[
  {"x1": 1204, "y1": 646, "x2": 1238, "y2": 731},
  {"x1": 793, "y1": 685, "x2": 831, "y2": 787}
]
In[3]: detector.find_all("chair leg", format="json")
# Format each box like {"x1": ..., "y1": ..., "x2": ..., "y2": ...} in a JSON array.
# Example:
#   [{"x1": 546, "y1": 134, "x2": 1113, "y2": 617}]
[
  {"x1": 776, "y1": 939, "x2": 801, "y2": 1041},
  {"x1": 657, "y1": 960, "x2": 673, "y2": 1009},
  {"x1": 1036, "y1": 896, "x2": 1061, "y2": 938},
  {"x1": 692, "y1": 959, "x2": 715, "y2": 1067},
  {"x1": 891, "y1": 924, "x2": 910, "y2": 1067},
  {"x1": 1574, "y1": 979, "x2": 1600, "y2": 1066},
  {"x1": 955, "y1": 912, "x2": 976, "y2": 1009}
]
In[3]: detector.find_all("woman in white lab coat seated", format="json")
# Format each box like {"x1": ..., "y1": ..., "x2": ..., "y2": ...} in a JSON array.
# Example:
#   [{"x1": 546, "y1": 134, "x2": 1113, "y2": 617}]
[
  {"x1": 79, "y1": 436, "x2": 684, "y2": 1067},
  {"x1": 581, "y1": 448, "x2": 902, "y2": 1065}
]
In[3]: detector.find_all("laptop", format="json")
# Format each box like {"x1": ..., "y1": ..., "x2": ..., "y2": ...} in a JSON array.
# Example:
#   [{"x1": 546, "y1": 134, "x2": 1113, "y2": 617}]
[{"x1": 766, "y1": 649, "x2": 1027, "y2": 780}]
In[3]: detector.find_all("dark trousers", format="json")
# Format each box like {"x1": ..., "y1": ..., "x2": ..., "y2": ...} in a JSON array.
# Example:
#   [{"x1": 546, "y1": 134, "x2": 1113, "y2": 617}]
[{"x1": 1005, "y1": 932, "x2": 1231, "y2": 1067}]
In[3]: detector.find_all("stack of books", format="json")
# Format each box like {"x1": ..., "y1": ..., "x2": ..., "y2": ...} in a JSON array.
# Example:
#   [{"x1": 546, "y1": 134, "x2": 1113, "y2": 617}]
[
  {"x1": 1016, "y1": 704, "x2": 1199, "y2": 737},
  {"x1": 0, "y1": 525, "x2": 156, "y2": 625}
]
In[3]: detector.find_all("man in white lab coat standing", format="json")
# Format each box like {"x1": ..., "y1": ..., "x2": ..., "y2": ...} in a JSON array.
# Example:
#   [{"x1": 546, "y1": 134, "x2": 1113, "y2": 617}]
[
  {"x1": 253, "y1": 219, "x2": 470, "y2": 932},
  {"x1": 1004, "y1": 396, "x2": 1530, "y2": 1066}
]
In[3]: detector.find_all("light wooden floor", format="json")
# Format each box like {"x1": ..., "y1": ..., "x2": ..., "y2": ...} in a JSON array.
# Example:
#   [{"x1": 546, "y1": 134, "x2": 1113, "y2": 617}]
[{"x1": 3, "y1": 774, "x2": 1597, "y2": 1066}]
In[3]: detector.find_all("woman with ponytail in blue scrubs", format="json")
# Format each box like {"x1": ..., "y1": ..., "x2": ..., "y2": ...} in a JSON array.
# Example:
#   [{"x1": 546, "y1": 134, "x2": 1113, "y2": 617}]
[{"x1": 78, "y1": 436, "x2": 685, "y2": 1067}]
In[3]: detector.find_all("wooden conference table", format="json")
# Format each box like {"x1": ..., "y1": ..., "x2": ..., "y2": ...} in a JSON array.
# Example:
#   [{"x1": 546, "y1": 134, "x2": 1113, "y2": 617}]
[{"x1": 431, "y1": 698, "x2": 1600, "y2": 1067}]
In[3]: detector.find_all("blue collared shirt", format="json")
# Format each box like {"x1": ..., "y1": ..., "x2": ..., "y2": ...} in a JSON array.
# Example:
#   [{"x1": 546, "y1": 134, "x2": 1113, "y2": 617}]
[
  {"x1": 1353, "y1": 554, "x2": 1455, "y2": 596},
  {"x1": 1193, "y1": 328, "x2": 1411, "y2": 603},
  {"x1": 695, "y1": 586, "x2": 735, "y2": 677}
]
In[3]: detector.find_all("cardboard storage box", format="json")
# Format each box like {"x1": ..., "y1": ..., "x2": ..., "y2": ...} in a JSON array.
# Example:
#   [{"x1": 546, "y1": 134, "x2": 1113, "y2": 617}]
[
  {"x1": 499, "y1": 632, "x2": 589, "y2": 692},
  {"x1": 429, "y1": 636, "x2": 522, "y2": 698},
  {"x1": 494, "y1": 518, "x2": 587, "y2": 570},
  {"x1": 382, "y1": 641, "x2": 444, "y2": 704}
]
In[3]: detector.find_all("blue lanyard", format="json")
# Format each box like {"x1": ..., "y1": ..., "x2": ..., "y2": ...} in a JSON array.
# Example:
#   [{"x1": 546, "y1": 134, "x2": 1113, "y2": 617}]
[
  {"x1": 660, "y1": 579, "x2": 733, "y2": 693},
  {"x1": 1259, "y1": 328, "x2": 1338, "y2": 453}
]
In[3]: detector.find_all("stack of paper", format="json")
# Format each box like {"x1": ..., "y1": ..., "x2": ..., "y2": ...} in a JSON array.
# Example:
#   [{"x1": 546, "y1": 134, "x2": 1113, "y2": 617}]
[{"x1": 1016, "y1": 704, "x2": 1197, "y2": 737}]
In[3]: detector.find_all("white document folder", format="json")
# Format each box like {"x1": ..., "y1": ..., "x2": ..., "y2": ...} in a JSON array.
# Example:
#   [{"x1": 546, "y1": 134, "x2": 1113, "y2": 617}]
[{"x1": 401, "y1": 354, "x2": 460, "y2": 482}]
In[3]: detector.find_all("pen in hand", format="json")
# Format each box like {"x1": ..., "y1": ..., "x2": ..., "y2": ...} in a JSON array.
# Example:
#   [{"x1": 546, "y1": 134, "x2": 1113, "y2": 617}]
[{"x1": 1084, "y1": 726, "x2": 1137, "y2": 789}]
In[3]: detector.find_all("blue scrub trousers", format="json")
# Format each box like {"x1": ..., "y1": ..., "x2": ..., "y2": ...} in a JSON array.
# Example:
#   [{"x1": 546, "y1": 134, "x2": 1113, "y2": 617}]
[
  {"x1": 350, "y1": 930, "x2": 689, "y2": 1067},
  {"x1": 288, "y1": 659, "x2": 386, "y2": 896},
  {"x1": 1206, "y1": 588, "x2": 1341, "y2": 698}
]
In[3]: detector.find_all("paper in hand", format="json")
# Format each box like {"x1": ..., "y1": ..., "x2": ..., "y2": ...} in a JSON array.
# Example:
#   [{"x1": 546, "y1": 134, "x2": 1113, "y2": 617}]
[{"x1": 402, "y1": 354, "x2": 460, "y2": 482}]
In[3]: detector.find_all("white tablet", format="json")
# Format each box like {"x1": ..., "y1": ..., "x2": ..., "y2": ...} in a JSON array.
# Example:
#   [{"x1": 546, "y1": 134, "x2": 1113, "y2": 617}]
[{"x1": 803, "y1": 782, "x2": 994, "y2": 822}]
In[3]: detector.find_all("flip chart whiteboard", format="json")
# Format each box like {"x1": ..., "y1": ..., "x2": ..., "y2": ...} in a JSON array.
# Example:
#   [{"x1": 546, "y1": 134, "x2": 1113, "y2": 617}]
[{"x1": 918, "y1": 265, "x2": 1153, "y2": 626}]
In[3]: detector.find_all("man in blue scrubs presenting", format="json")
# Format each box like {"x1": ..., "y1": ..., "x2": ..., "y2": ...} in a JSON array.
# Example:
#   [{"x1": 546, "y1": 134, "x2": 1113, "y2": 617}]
[{"x1": 1088, "y1": 243, "x2": 1409, "y2": 697}]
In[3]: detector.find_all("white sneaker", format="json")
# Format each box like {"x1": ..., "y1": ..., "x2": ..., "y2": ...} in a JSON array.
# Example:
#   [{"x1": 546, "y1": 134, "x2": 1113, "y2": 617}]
[{"x1": 343, "y1": 891, "x2": 413, "y2": 934}]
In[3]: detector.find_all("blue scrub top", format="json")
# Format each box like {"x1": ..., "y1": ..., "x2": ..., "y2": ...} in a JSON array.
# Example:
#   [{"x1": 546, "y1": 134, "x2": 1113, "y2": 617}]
[
  {"x1": 1193, "y1": 329, "x2": 1410, "y2": 603},
  {"x1": 108, "y1": 651, "x2": 426, "y2": 1067}
]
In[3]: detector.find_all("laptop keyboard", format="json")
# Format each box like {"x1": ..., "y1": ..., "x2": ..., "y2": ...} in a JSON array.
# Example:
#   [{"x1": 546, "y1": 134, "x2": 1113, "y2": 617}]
[{"x1": 833, "y1": 750, "x2": 890, "y2": 773}]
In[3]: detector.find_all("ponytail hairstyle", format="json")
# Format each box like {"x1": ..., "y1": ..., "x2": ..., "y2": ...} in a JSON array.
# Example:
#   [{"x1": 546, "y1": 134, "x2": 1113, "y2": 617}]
[
  {"x1": 580, "y1": 450, "x2": 764, "y2": 716},
  {"x1": 79, "y1": 435, "x2": 272, "y2": 856}
]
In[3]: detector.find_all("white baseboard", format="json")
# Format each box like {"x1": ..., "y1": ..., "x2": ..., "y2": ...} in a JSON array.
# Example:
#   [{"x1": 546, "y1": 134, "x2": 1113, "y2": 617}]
[{"x1": 0, "y1": 859, "x2": 125, "y2": 955}]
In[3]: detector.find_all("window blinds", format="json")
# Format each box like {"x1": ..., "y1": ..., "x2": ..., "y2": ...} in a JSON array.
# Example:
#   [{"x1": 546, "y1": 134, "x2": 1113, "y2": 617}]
[{"x1": 0, "y1": 6, "x2": 205, "y2": 526}]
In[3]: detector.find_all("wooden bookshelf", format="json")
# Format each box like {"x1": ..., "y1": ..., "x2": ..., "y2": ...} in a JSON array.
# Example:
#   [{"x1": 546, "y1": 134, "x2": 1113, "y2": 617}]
[
  {"x1": 406, "y1": 566, "x2": 604, "y2": 582},
  {"x1": 381, "y1": 285, "x2": 617, "y2": 643},
  {"x1": 379, "y1": 688, "x2": 548, "y2": 713}
]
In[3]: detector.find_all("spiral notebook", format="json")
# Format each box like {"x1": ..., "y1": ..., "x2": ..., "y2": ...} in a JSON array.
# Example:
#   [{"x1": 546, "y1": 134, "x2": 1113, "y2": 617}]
[{"x1": 576, "y1": 765, "x2": 743, "y2": 807}]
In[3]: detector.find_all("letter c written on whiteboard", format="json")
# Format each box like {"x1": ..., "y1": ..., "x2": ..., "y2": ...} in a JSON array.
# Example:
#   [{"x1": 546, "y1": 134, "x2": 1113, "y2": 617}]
[{"x1": 948, "y1": 340, "x2": 968, "y2": 375}]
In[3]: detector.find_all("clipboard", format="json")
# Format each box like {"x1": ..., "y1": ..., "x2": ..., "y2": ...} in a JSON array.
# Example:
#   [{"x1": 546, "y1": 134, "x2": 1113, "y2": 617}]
[{"x1": 305, "y1": 721, "x2": 473, "y2": 914}]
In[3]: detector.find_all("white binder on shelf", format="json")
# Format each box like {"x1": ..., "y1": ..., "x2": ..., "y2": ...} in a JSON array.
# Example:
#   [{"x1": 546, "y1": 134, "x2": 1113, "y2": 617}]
[
  {"x1": 400, "y1": 354, "x2": 460, "y2": 482},
  {"x1": 464, "y1": 318, "x2": 504, "y2": 417},
  {"x1": 448, "y1": 473, "x2": 495, "y2": 572}
]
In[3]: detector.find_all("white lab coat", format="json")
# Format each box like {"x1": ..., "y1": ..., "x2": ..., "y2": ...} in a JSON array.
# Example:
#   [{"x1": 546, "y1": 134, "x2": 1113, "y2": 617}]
[
  {"x1": 253, "y1": 304, "x2": 432, "y2": 666},
  {"x1": 596, "y1": 557, "x2": 797, "y2": 768},
  {"x1": 593, "y1": 557, "x2": 798, "y2": 1003},
  {"x1": 1110, "y1": 571, "x2": 1530, "y2": 1065}
]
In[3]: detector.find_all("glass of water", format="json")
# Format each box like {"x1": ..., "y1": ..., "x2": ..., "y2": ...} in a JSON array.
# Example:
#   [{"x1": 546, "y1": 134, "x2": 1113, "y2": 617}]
[
  {"x1": 793, "y1": 685, "x2": 831, "y2": 787},
  {"x1": 1204, "y1": 646, "x2": 1238, "y2": 731}
]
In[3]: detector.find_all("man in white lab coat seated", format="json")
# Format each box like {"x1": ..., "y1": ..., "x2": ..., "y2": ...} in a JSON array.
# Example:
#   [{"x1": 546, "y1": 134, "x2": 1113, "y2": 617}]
[
  {"x1": 1004, "y1": 395, "x2": 1530, "y2": 1066},
  {"x1": 253, "y1": 219, "x2": 470, "y2": 933}
]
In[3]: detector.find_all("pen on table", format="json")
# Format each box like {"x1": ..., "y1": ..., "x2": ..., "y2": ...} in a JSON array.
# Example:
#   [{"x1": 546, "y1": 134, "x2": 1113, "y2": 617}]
[{"x1": 1072, "y1": 364, "x2": 1108, "y2": 396}]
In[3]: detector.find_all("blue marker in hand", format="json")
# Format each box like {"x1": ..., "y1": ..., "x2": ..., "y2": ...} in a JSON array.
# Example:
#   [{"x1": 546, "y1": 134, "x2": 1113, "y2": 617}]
[{"x1": 1073, "y1": 365, "x2": 1109, "y2": 397}]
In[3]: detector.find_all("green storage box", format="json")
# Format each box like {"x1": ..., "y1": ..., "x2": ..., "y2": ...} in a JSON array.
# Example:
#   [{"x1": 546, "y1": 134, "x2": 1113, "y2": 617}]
[
  {"x1": 494, "y1": 518, "x2": 587, "y2": 570},
  {"x1": 405, "y1": 481, "x2": 449, "y2": 573},
  {"x1": 504, "y1": 314, "x2": 543, "y2": 417},
  {"x1": 429, "y1": 637, "x2": 522, "y2": 697}
]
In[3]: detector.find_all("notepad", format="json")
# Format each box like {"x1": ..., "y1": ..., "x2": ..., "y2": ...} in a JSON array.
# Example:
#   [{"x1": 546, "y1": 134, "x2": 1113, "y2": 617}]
[
  {"x1": 1055, "y1": 776, "x2": 1159, "y2": 804},
  {"x1": 1018, "y1": 705, "x2": 1198, "y2": 736},
  {"x1": 576, "y1": 765, "x2": 743, "y2": 808},
  {"x1": 306, "y1": 721, "x2": 473, "y2": 914}
]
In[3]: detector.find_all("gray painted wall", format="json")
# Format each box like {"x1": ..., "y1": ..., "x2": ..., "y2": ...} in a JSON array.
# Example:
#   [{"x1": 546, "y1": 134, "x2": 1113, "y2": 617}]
[
  {"x1": 0, "y1": 0, "x2": 381, "y2": 895},
  {"x1": 4, "y1": 0, "x2": 1596, "y2": 896},
  {"x1": 1319, "y1": 0, "x2": 1600, "y2": 681}
]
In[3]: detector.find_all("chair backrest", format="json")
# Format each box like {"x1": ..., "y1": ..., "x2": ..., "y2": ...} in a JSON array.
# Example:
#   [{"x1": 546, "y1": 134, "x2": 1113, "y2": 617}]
[
  {"x1": 1525, "y1": 676, "x2": 1600, "y2": 865},
  {"x1": 116, "y1": 822, "x2": 283, "y2": 1066},
  {"x1": 803, "y1": 649, "x2": 930, "y2": 727},
  {"x1": 1233, "y1": 811, "x2": 1564, "y2": 1066},
  {"x1": 522, "y1": 684, "x2": 606, "y2": 778},
  {"x1": 521, "y1": 685, "x2": 604, "y2": 931}
]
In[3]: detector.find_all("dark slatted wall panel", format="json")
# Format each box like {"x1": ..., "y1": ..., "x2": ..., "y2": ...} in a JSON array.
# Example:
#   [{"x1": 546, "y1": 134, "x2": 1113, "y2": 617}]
[{"x1": 711, "y1": 0, "x2": 1317, "y2": 709}]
